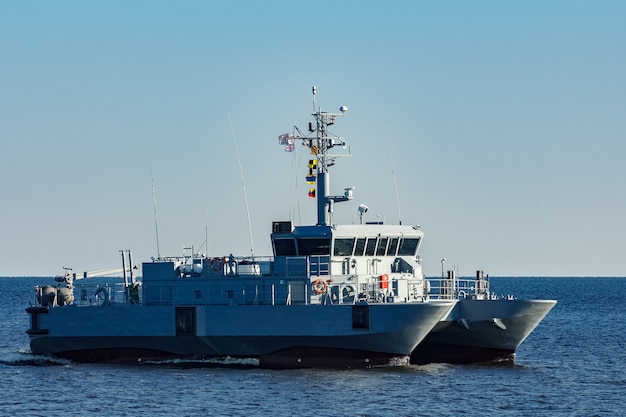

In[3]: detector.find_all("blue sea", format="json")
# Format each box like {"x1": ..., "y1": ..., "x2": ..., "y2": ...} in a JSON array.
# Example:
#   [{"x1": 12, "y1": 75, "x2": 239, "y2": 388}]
[{"x1": 1, "y1": 277, "x2": 624, "y2": 416}]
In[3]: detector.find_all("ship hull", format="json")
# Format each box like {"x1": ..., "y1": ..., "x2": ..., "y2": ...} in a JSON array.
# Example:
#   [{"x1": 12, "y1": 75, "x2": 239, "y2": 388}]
[
  {"x1": 411, "y1": 299, "x2": 556, "y2": 364},
  {"x1": 28, "y1": 302, "x2": 453, "y2": 369}
]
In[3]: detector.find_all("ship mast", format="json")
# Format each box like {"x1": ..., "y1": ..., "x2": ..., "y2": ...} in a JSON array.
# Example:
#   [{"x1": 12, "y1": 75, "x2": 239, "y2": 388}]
[{"x1": 305, "y1": 86, "x2": 352, "y2": 226}]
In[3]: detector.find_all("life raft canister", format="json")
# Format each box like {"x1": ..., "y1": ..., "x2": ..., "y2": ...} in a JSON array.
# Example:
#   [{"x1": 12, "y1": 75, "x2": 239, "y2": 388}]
[
  {"x1": 210, "y1": 257, "x2": 225, "y2": 272},
  {"x1": 379, "y1": 274, "x2": 389, "y2": 289}
]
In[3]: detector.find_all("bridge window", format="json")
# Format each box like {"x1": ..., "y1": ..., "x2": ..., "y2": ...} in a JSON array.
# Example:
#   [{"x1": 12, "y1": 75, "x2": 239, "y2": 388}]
[
  {"x1": 297, "y1": 238, "x2": 331, "y2": 256},
  {"x1": 273, "y1": 238, "x2": 297, "y2": 256},
  {"x1": 354, "y1": 238, "x2": 366, "y2": 256},
  {"x1": 333, "y1": 238, "x2": 355, "y2": 256},
  {"x1": 398, "y1": 238, "x2": 420, "y2": 256},
  {"x1": 376, "y1": 238, "x2": 389, "y2": 256},
  {"x1": 387, "y1": 237, "x2": 399, "y2": 256},
  {"x1": 364, "y1": 238, "x2": 377, "y2": 256}
]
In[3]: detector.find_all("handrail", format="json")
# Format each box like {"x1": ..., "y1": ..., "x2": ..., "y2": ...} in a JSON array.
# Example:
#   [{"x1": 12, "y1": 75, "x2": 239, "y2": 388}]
[
  {"x1": 34, "y1": 273, "x2": 430, "y2": 308},
  {"x1": 428, "y1": 276, "x2": 496, "y2": 300}
]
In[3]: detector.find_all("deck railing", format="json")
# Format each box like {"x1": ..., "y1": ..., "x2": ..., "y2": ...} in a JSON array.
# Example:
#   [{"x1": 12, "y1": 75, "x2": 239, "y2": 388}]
[
  {"x1": 34, "y1": 275, "x2": 430, "y2": 308},
  {"x1": 428, "y1": 275, "x2": 492, "y2": 300}
]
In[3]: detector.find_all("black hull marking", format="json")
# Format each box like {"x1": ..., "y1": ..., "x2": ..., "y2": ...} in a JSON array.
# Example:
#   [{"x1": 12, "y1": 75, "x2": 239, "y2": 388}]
[
  {"x1": 259, "y1": 346, "x2": 409, "y2": 370},
  {"x1": 47, "y1": 346, "x2": 409, "y2": 369},
  {"x1": 411, "y1": 342, "x2": 515, "y2": 365},
  {"x1": 54, "y1": 347, "x2": 179, "y2": 364}
]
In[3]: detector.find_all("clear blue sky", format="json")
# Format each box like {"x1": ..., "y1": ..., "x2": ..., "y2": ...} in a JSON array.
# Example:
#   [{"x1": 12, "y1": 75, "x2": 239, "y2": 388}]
[{"x1": 1, "y1": 1, "x2": 624, "y2": 277}]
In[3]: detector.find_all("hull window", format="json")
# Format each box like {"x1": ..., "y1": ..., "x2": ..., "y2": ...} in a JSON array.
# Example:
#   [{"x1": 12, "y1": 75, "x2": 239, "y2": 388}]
[
  {"x1": 352, "y1": 305, "x2": 370, "y2": 329},
  {"x1": 176, "y1": 307, "x2": 196, "y2": 336}
]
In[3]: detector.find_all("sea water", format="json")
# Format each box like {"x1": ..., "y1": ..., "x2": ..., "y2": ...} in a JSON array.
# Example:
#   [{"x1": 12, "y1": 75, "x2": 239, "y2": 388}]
[{"x1": 1, "y1": 277, "x2": 624, "y2": 416}]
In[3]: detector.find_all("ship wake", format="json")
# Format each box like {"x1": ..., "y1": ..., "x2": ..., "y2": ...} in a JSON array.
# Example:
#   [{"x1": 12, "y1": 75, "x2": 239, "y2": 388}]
[
  {"x1": 0, "y1": 350, "x2": 72, "y2": 367},
  {"x1": 138, "y1": 356, "x2": 260, "y2": 369}
]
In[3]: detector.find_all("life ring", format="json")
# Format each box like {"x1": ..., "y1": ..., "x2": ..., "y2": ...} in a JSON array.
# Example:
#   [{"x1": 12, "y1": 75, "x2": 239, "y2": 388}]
[
  {"x1": 312, "y1": 279, "x2": 327, "y2": 295},
  {"x1": 94, "y1": 287, "x2": 110, "y2": 304}
]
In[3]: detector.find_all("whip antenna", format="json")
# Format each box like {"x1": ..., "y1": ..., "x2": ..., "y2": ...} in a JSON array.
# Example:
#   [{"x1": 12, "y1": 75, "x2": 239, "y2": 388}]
[
  {"x1": 389, "y1": 145, "x2": 402, "y2": 225},
  {"x1": 229, "y1": 113, "x2": 255, "y2": 259},
  {"x1": 150, "y1": 167, "x2": 161, "y2": 258}
]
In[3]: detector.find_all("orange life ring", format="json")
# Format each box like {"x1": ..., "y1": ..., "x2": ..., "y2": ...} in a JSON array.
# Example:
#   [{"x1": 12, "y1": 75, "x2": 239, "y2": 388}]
[{"x1": 312, "y1": 279, "x2": 327, "y2": 295}]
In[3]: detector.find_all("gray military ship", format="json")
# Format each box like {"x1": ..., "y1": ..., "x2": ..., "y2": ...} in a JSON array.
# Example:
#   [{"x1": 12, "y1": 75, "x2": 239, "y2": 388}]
[
  {"x1": 413, "y1": 271, "x2": 556, "y2": 364},
  {"x1": 25, "y1": 88, "x2": 455, "y2": 369}
]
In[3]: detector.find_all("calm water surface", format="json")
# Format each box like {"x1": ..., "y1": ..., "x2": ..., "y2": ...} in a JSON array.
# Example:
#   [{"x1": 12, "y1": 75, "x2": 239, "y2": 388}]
[{"x1": 1, "y1": 277, "x2": 624, "y2": 416}]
